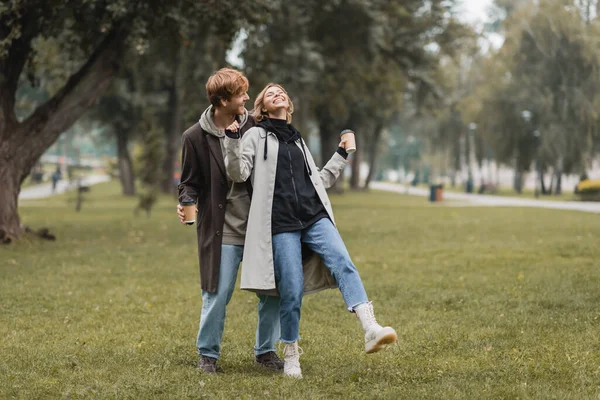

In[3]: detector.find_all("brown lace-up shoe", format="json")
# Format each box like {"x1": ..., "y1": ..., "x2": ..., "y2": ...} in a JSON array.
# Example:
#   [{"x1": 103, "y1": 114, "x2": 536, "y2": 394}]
[
  {"x1": 197, "y1": 356, "x2": 218, "y2": 373},
  {"x1": 255, "y1": 351, "x2": 284, "y2": 371}
]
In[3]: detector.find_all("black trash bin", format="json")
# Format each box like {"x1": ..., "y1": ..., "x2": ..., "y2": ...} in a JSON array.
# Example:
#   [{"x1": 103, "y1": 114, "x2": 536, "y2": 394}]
[
  {"x1": 465, "y1": 179, "x2": 473, "y2": 193},
  {"x1": 429, "y1": 184, "x2": 444, "y2": 202},
  {"x1": 429, "y1": 184, "x2": 436, "y2": 202}
]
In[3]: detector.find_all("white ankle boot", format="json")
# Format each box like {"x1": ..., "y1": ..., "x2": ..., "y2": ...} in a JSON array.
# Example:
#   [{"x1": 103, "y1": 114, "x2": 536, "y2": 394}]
[
  {"x1": 354, "y1": 302, "x2": 398, "y2": 354},
  {"x1": 282, "y1": 341, "x2": 303, "y2": 378}
]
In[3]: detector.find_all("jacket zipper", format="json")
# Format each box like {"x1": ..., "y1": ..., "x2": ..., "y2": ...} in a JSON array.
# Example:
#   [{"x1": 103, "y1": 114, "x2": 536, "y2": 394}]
[{"x1": 286, "y1": 142, "x2": 304, "y2": 228}]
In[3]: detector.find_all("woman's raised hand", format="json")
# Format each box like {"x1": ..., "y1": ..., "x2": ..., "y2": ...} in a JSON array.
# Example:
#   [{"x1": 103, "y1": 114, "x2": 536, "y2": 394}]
[{"x1": 226, "y1": 120, "x2": 240, "y2": 132}]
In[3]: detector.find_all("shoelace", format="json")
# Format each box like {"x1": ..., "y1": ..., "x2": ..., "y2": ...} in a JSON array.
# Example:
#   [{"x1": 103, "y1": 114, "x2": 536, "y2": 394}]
[
  {"x1": 281, "y1": 344, "x2": 304, "y2": 358},
  {"x1": 363, "y1": 302, "x2": 377, "y2": 324}
]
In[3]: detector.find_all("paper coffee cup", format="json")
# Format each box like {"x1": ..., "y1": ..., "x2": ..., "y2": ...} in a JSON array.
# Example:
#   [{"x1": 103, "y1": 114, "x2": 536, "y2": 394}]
[
  {"x1": 340, "y1": 130, "x2": 356, "y2": 153},
  {"x1": 181, "y1": 201, "x2": 196, "y2": 225}
]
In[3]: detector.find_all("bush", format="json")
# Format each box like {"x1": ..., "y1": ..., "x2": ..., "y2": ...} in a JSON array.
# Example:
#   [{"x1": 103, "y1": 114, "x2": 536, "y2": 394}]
[{"x1": 575, "y1": 179, "x2": 600, "y2": 201}]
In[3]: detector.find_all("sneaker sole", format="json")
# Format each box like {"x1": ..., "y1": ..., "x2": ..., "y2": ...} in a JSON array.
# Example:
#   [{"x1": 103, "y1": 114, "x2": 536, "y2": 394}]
[
  {"x1": 284, "y1": 371, "x2": 303, "y2": 379},
  {"x1": 254, "y1": 360, "x2": 284, "y2": 371},
  {"x1": 365, "y1": 328, "x2": 398, "y2": 354}
]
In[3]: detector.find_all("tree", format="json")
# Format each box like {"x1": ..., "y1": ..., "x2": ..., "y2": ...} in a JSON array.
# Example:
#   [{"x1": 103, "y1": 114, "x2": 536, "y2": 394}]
[
  {"x1": 242, "y1": 0, "x2": 472, "y2": 191},
  {"x1": 462, "y1": 0, "x2": 600, "y2": 194},
  {"x1": 134, "y1": 113, "x2": 164, "y2": 217},
  {"x1": 0, "y1": 0, "x2": 273, "y2": 240},
  {"x1": 93, "y1": 76, "x2": 141, "y2": 196}
]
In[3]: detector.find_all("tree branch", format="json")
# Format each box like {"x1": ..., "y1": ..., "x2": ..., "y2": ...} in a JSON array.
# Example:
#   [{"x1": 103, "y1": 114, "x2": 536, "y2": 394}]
[
  {"x1": 0, "y1": 9, "x2": 39, "y2": 129},
  {"x1": 14, "y1": 25, "x2": 129, "y2": 165}
]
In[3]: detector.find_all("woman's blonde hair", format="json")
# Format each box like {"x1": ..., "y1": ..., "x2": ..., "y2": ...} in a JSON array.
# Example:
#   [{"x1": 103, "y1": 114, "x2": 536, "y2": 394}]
[{"x1": 252, "y1": 83, "x2": 294, "y2": 123}]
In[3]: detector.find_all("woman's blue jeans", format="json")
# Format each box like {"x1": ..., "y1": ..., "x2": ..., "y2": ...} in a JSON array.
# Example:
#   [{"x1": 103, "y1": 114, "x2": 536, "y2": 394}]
[{"x1": 272, "y1": 218, "x2": 369, "y2": 343}]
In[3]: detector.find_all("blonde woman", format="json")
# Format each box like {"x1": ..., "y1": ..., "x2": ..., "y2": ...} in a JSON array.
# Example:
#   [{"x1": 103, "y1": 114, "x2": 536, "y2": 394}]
[{"x1": 224, "y1": 83, "x2": 397, "y2": 378}]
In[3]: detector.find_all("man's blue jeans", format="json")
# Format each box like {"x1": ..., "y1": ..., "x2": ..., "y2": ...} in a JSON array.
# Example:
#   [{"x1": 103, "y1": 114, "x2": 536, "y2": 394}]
[
  {"x1": 272, "y1": 218, "x2": 369, "y2": 343},
  {"x1": 196, "y1": 244, "x2": 281, "y2": 359}
]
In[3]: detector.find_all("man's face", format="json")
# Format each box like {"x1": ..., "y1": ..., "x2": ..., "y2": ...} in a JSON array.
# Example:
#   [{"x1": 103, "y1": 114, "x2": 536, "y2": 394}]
[{"x1": 224, "y1": 91, "x2": 250, "y2": 116}]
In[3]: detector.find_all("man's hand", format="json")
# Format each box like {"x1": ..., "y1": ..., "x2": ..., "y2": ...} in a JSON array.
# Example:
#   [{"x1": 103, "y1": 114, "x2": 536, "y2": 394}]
[{"x1": 177, "y1": 204, "x2": 198, "y2": 225}]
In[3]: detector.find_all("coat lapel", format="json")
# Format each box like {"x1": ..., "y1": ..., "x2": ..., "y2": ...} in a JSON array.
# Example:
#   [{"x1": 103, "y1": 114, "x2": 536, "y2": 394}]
[{"x1": 206, "y1": 134, "x2": 226, "y2": 178}]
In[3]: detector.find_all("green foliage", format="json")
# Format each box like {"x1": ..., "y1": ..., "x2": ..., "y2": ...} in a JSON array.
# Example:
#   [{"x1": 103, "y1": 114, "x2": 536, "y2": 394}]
[
  {"x1": 242, "y1": 0, "x2": 473, "y2": 175},
  {"x1": 455, "y1": 0, "x2": 600, "y2": 190},
  {"x1": 3, "y1": 183, "x2": 600, "y2": 398},
  {"x1": 134, "y1": 114, "x2": 164, "y2": 217}
]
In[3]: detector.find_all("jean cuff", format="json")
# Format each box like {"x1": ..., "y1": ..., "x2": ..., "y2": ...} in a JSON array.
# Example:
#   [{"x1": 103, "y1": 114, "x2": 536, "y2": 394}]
[
  {"x1": 254, "y1": 346, "x2": 277, "y2": 356},
  {"x1": 198, "y1": 350, "x2": 220, "y2": 360},
  {"x1": 348, "y1": 300, "x2": 370, "y2": 313}
]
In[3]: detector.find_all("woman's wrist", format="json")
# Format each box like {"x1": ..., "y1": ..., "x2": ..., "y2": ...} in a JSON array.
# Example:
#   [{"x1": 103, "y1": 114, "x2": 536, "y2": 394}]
[
  {"x1": 225, "y1": 129, "x2": 240, "y2": 139},
  {"x1": 336, "y1": 147, "x2": 349, "y2": 159}
]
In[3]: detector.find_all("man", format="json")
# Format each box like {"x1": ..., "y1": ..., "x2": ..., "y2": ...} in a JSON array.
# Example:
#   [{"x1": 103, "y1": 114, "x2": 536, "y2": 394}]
[{"x1": 177, "y1": 68, "x2": 282, "y2": 373}]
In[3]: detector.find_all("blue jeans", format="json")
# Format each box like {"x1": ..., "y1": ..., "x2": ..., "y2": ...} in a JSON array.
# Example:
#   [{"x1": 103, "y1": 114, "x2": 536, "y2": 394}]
[
  {"x1": 197, "y1": 244, "x2": 281, "y2": 359},
  {"x1": 272, "y1": 218, "x2": 369, "y2": 343}
]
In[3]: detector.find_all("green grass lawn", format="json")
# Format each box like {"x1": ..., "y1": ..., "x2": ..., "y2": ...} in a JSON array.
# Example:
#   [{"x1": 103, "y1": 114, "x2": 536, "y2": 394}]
[{"x1": 2, "y1": 182, "x2": 599, "y2": 399}]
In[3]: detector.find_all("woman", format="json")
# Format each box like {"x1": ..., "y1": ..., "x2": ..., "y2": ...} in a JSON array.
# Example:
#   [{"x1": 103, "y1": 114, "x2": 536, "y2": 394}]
[{"x1": 225, "y1": 83, "x2": 397, "y2": 378}]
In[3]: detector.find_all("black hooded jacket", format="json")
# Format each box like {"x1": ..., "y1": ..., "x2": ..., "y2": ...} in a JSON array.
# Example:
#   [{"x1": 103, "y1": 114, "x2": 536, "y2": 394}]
[{"x1": 257, "y1": 118, "x2": 330, "y2": 234}]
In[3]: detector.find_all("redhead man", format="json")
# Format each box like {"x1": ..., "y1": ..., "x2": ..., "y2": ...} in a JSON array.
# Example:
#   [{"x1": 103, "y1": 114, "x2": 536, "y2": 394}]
[{"x1": 177, "y1": 68, "x2": 282, "y2": 373}]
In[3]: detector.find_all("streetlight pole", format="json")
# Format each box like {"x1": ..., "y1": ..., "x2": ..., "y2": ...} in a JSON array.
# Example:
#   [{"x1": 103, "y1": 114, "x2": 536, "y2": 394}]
[
  {"x1": 533, "y1": 130, "x2": 541, "y2": 198},
  {"x1": 467, "y1": 122, "x2": 477, "y2": 193},
  {"x1": 520, "y1": 110, "x2": 532, "y2": 195}
]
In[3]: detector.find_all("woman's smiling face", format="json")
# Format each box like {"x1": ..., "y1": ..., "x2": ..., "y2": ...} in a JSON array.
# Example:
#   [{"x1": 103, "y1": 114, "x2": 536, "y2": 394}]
[{"x1": 263, "y1": 85, "x2": 289, "y2": 113}]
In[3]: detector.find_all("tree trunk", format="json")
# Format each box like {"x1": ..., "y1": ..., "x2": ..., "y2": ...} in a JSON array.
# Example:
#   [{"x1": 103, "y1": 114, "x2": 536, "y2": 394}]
[
  {"x1": 513, "y1": 170, "x2": 523, "y2": 193},
  {"x1": 0, "y1": 159, "x2": 25, "y2": 240},
  {"x1": 554, "y1": 159, "x2": 563, "y2": 195},
  {"x1": 540, "y1": 171, "x2": 547, "y2": 195},
  {"x1": 363, "y1": 123, "x2": 384, "y2": 189},
  {"x1": 0, "y1": 25, "x2": 128, "y2": 240},
  {"x1": 316, "y1": 110, "x2": 343, "y2": 193},
  {"x1": 161, "y1": 86, "x2": 183, "y2": 195},
  {"x1": 161, "y1": 44, "x2": 185, "y2": 195},
  {"x1": 116, "y1": 131, "x2": 135, "y2": 196},
  {"x1": 350, "y1": 144, "x2": 361, "y2": 190}
]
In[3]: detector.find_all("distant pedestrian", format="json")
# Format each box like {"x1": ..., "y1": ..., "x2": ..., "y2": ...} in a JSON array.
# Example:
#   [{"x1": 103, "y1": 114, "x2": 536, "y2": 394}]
[{"x1": 51, "y1": 167, "x2": 62, "y2": 193}]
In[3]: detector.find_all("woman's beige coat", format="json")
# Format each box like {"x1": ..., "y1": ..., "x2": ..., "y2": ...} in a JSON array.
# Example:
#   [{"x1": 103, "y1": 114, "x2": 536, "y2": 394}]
[{"x1": 225, "y1": 126, "x2": 348, "y2": 295}]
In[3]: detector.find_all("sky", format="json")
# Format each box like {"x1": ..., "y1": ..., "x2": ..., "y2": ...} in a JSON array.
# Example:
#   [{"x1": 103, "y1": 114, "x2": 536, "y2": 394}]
[
  {"x1": 456, "y1": 0, "x2": 505, "y2": 50},
  {"x1": 457, "y1": 0, "x2": 494, "y2": 27}
]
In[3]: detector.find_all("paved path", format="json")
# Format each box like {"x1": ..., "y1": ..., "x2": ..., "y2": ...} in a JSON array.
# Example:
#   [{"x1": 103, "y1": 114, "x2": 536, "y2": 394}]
[
  {"x1": 19, "y1": 175, "x2": 111, "y2": 200},
  {"x1": 371, "y1": 182, "x2": 600, "y2": 214}
]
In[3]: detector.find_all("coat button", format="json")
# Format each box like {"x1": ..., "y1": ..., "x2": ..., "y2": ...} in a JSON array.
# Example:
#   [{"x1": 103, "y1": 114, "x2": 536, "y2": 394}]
[
  {"x1": 216, "y1": 231, "x2": 221, "y2": 236},
  {"x1": 221, "y1": 180, "x2": 226, "y2": 186},
  {"x1": 218, "y1": 203, "x2": 223, "y2": 209}
]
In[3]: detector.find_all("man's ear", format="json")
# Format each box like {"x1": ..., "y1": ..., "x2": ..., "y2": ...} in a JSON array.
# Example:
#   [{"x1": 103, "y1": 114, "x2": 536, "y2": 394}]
[{"x1": 220, "y1": 98, "x2": 228, "y2": 107}]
